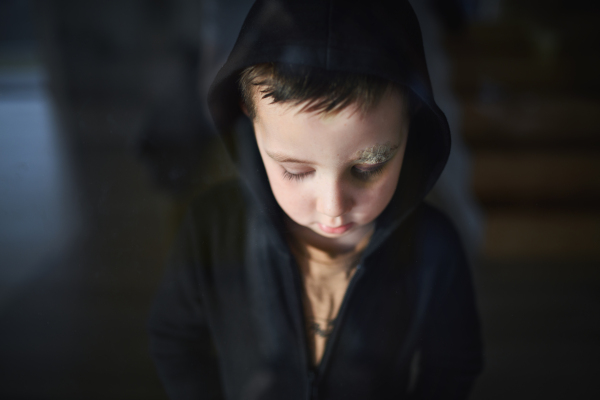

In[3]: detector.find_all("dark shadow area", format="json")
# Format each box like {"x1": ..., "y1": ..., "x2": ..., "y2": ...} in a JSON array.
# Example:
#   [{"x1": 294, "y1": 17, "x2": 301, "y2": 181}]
[{"x1": 446, "y1": 0, "x2": 600, "y2": 398}]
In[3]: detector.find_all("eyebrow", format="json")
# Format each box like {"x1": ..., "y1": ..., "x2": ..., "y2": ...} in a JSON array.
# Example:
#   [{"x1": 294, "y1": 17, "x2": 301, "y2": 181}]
[
  {"x1": 265, "y1": 150, "x2": 315, "y2": 165},
  {"x1": 266, "y1": 142, "x2": 400, "y2": 165},
  {"x1": 354, "y1": 143, "x2": 400, "y2": 164}
]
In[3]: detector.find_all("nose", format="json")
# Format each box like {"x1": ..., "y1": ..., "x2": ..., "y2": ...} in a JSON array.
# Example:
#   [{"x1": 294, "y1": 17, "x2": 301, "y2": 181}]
[{"x1": 316, "y1": 178, "x2": 353, "y2": 219}]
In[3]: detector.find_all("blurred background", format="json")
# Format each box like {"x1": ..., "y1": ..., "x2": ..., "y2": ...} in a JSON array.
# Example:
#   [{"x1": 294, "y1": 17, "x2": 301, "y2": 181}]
[{"x1": 0, "y1": 0, "x2": 598, "y2": 399}]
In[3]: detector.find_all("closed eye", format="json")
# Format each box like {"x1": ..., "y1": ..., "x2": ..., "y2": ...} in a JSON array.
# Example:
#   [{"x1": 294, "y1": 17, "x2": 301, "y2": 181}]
[
  {"x1": 352, "y1": 162, "x2": 387, "y2": 181},
  {"x1": 282, "y1": 162, "x2": 387, "y2": 182},
  {"x1": 282, "y1": 170, "x2": 313, "y2": 181}
]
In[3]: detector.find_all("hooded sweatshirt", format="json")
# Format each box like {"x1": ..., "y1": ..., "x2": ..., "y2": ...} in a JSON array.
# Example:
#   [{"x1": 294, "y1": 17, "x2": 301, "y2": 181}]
[{"x1": 148, "y1": 1, "x2": 484, "y2": 399}]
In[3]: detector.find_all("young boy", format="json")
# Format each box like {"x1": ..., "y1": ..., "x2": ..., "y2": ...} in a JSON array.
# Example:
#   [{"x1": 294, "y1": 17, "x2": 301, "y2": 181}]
[{"x1": 148, "y1": 1, "x2": 483, "y2": 399}]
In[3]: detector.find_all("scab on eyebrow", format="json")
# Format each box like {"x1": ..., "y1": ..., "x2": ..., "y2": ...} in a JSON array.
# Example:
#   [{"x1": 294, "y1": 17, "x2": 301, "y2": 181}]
[{"x1": 354, "y1": 143, "x2": 399, "y2": 164}]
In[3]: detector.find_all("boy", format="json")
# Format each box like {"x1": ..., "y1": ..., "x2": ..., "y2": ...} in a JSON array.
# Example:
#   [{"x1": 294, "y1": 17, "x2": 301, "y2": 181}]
[{"x1": 149, "y1": 1, "x2": 483, "y2": 399}]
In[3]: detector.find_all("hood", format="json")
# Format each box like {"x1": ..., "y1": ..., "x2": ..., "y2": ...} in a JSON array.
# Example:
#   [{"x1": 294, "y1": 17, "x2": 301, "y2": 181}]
[{"x1": 207, "y1": 0, "x2": 451, "y2": 252}]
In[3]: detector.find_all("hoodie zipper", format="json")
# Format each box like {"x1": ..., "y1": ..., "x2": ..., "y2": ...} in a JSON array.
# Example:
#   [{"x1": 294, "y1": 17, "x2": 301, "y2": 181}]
[
  {"x1": 289, "y1": 255, "x2": 367, "y2": 400},
  {"x1": 307, "y1": 370, "x2": 318, "y2": 400},
  {"x1": 317, "y1": 263, "x2": 365, "y2": 376},
  {"x1": 285, "y1": 252, "x2": 317, "y2": 399}
]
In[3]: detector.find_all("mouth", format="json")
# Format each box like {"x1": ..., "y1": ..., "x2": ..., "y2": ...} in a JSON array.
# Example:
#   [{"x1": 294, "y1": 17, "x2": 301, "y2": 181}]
[{"x1": 318, "y1": 222, "x2": 355, "y2": 235}]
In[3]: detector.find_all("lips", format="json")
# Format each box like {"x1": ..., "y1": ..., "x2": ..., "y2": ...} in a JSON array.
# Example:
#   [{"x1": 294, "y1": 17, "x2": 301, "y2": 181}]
[{"x1": 318, "y1": 222, "x2": 355, "y2": 234}]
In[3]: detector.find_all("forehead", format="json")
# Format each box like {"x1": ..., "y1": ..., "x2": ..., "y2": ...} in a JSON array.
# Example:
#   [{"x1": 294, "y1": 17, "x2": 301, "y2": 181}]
[{"x1": 253, "y1": 90, "x2": 408, "y2": 163}]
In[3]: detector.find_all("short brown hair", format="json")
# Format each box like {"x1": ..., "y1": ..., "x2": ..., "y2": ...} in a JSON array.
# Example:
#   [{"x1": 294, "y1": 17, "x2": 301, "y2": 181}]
[{"x1": 239, "y1": 63, "x2": 405, "y2": 119}]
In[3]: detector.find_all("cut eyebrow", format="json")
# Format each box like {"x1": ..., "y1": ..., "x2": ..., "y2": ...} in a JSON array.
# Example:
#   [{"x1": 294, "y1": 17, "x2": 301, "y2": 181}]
[
  {"x1": 265, "y1": 142, "x2": 400, "y2": 165},
  {"x1": 354, "y1": 143, "x2": 400, "y2": 164}
]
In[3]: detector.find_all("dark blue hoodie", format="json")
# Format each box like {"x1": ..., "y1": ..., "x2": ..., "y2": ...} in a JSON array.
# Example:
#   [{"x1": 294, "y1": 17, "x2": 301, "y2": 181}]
[{"x1": 148, "y1": 1, "x2": 484, "y2": 399}]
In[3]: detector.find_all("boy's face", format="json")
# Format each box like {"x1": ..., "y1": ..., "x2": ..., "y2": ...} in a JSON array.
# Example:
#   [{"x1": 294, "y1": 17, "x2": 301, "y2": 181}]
[{"x1": 252, "y1": 90, "x2": 408, "y2": 245}]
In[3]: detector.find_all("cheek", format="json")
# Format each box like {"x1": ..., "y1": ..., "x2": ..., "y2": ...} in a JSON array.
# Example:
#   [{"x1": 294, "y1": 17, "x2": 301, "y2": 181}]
[
  {"x1": 265, "y1": 168, "x2": 313, "y2": 221},
  {"x1": 355, "y1": 164, "x2": 402, "y2": 219},
  {"x1": 356, "y1": 182, "x2": 395, "y2": 217}
]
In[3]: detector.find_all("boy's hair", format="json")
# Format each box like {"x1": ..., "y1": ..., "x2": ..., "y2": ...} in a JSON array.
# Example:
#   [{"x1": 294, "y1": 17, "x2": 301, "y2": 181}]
[{"x1": 239, "y1": 62, "x2": 406, "y2": 119}]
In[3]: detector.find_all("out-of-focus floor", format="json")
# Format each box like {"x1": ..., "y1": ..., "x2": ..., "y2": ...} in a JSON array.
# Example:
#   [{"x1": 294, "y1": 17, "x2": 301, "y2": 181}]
[{"x1": 472, "y1": 261, "x2": 600, "y2": 399}]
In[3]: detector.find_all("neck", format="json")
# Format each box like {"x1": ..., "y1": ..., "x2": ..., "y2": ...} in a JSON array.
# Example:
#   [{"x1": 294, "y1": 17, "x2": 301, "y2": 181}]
[
  {"x1": 286, "y1": 216, "x2": 373, "y2": 254},
  {"x1": 285, "y1": 217, "x2": 373, "y2": 278}
]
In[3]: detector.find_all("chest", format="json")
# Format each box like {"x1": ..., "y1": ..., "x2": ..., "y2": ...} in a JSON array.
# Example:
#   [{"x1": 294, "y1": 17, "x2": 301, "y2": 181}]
[
  {"x1": 300, "y1": 267, "x2": 357, "y2": 367},
  {"x1": 200, "y1": 242, "x2": 416, "y2": 400}
]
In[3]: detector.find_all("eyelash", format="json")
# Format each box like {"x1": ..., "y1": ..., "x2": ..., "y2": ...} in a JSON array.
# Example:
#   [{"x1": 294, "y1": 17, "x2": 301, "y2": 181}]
[
  {"x1": 282, "y1": 164, "x2": 386, "y2": 182},
  {"x1": 354, "y1": 164, "x2": 386, "y2": 180},
  {"x1": 282, "y1": 170, "x2": 313, "y2": 181}
]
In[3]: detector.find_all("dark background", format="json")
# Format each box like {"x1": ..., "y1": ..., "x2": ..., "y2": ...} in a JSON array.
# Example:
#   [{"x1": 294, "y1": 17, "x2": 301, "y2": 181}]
[{"x1": 0, "y1": 0, "x2": 599, "y2": 399}]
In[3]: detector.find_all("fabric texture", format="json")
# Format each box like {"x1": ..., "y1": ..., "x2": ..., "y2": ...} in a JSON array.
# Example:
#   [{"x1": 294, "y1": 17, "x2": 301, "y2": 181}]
[{"x1": 148, "y1": 0, "x2": 484, "y2": 399}]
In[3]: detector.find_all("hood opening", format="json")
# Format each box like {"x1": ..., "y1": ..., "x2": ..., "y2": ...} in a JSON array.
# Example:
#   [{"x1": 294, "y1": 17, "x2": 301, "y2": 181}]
[{"x1": 207, "y1": 0, "x2": 451, "y2": 239}]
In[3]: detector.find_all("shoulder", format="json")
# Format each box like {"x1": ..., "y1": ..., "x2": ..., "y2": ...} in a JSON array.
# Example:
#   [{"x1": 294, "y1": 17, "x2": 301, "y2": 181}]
[
  {"x1": 188, "y1": 178, "x2": 246, "y2": 224},
  {"x1": 406, "y1": 204, "x2": 477, "y2": 322},
  {"x1": 408, "y1": 202, "x2": 470, "y2": 291},
  {"x1": 182, "y1": 179, "x2": 248, "y2": 258},
  {"x1": 413, "y1": 202, "x2": 464, "y2": 256}
]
